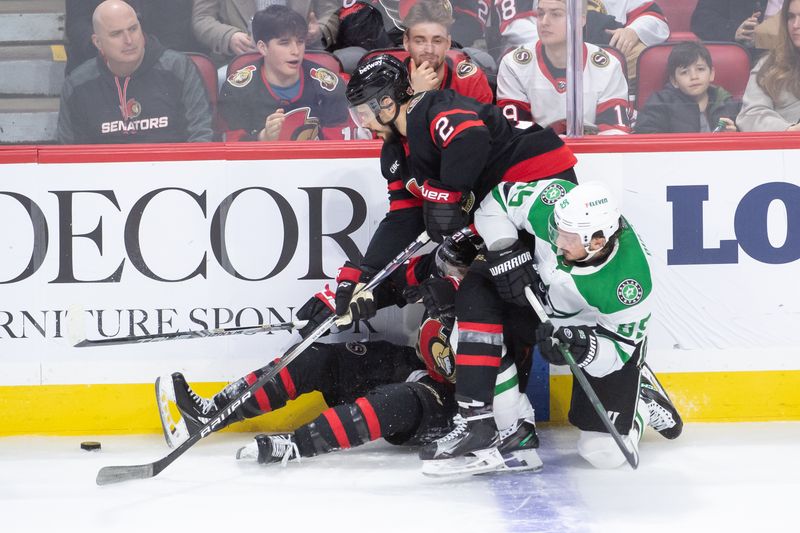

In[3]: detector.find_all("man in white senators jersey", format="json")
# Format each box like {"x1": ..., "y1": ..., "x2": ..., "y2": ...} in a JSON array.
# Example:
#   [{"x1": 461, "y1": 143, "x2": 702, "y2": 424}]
[
  {"x1": 474, "y1": 180, "x2": 682, "y2": 468},
  {"x1": 497, "y1": 0, "x2": 630, "y2": 135}
]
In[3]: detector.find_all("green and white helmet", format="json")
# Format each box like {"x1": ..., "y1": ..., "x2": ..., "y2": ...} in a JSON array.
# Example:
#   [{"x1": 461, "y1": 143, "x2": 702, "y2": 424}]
[{"x1": 549, "y1": 182, "x2": 620, "y2": 259}]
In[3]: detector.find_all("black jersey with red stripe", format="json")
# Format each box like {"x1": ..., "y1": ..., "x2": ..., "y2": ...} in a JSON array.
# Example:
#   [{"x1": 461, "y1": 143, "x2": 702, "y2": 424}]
[
  {"x1": 219, "y1": 59, "x2": 350, "y2": 141},
  {"x1": 361, "y1": 89, "x2": 576, "y2": 272},
  {"x1": 404, "y1": 89, "x2": 577, "y2": 202}
]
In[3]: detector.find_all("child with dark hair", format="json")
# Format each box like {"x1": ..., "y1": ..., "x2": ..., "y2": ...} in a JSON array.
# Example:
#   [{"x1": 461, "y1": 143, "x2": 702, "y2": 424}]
[
  {"x1": 634, "y1": 41, "x2": 741, "y2": 133},
  {"x1": 219, "y1": 5, "x2": 354, "y2": 141}
]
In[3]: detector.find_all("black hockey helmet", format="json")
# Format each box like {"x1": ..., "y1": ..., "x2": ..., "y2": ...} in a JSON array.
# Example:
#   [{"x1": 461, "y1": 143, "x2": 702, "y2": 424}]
[{"x1": 346, "y1": 54, "x2": 414, "y2": 127}]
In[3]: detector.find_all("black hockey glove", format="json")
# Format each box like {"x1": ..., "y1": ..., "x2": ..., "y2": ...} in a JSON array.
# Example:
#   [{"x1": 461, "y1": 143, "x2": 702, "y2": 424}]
[
  {"x1": 435, "y1": 225, "x2": 484, "y2": 278},
  {"x1": 421, "y1": 179, "x2": 473, "y2": 243},
  {"x1": 486, "y1": 241, "x2": 540, "y2": 307},
  {"x1": 418, "y1": 276, "x2": 458, "y2": 329},
  {"x1": 535, "y1": 322, "x2": 598, "y2": 367},
  {"x1": 334, "y1": 262, "x2": 376, "y2": 330},
  {"x1": 295, "y1": 286, "x2": 336, "y2": 338}
]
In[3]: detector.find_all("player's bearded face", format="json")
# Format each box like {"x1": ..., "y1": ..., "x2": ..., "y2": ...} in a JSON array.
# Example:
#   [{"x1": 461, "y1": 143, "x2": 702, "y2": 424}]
[
  {"x1": 405, "y1": 23, "x2": 450, "y2": 72},
  {"x1": 548, "y1": 216, "x2": 589, "y2": 261},
  {"x1": 348, "y1": 96, "x2": 397, "y2": 140}
]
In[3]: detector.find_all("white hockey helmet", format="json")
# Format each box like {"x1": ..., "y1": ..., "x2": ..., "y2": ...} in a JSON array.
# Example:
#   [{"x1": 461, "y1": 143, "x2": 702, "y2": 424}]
[{"x1": 549, "y1": 182, "x2": 620, "y2": 259}]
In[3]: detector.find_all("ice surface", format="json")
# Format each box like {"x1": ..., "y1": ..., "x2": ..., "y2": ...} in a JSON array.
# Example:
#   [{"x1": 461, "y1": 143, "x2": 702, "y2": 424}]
[{"x1": 1, "y1": 422, "x2": 798, "y2": 532}]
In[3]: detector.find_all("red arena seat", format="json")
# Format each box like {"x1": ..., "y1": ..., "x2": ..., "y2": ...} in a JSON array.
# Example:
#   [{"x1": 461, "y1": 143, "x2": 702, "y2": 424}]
[
  {"x1": 661, "y1": 0, "x2": 700, "y2": 41},
  {"x1": 635, "y1": 41, "x2": 751, "y2": 110},
  {"x1": 185, "y1": 52, "x2": 223, "y2": 139}
]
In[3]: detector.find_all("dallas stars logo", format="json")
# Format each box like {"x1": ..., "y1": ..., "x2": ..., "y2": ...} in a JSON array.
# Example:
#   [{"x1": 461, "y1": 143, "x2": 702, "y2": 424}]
[
  {"x1": 617, "y1": 279, "x2": 643, "y2": 306},
  {"x1": 540, "y1": 183, "x2": 567, "y2": 205}
]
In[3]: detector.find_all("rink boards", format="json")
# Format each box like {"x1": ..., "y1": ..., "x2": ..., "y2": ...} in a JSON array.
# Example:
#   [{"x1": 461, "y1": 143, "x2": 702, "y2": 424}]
[{"x1": 1, "y1": 137, "x2": 798, "y2": 435}]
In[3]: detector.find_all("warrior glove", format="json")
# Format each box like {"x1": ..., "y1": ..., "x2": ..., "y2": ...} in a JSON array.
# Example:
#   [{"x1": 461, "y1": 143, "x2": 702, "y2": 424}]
[
  {"x1": 421, "y1": 180, "x2": 473, "y2": 243},
  {"x1": 486, "y1": 241, "x2": 540, "y2": 307},
  {"x1": 295, "y1": 286, "x2": 336, "y2": 338},
  {"x1": 334, "y1": 262, "x2": 376, "y2": 329},
  {"x1": 535, "y1": 322, "x2": 598, "y2": 367}
]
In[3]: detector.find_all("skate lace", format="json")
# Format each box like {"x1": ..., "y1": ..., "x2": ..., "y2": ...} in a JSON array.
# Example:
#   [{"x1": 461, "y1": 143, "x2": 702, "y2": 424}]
[
  {"x1": 271, "y1": 435, "x2": 301, "y2": 467},
  {"x1": 435, "y1": 414, "x2": 468, "y2": 444},
  {"x1": 187, "y1": 386, "x2": 216, "y2": 416},
  {"x1": 647, "y1": 400, "x2": 675, "y2": 432}
]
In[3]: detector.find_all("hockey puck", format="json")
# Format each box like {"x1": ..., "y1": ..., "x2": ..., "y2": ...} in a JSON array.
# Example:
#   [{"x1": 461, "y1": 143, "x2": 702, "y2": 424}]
[{"x1": 80, "y1": 441, "x2": 101, "y2": 451}]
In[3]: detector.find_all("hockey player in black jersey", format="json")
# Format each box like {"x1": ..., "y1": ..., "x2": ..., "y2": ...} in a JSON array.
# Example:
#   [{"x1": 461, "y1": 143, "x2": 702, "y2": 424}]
[
  {"x1": 155, "y1": 231, "x2": 543, "y2": 475},
  {"x1": 336, "y1": 54, "x2": 578, "y2": 473}
]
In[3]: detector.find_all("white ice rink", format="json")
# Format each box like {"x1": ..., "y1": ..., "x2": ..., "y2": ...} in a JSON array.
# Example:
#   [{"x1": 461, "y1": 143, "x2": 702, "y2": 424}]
[{"x1": 2, "y1": 422, "x2": 798, "y2": 533}]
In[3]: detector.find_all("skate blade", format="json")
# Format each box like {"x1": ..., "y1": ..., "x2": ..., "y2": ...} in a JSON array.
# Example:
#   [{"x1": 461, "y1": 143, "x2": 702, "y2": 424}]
[
  {"x1": 477, "y1": 449, "x2": 543, "y2": 475},
  {"x1": 422, "y1": 448, "x2": 505, "y2": 478},
  {"x1": 155, "y1": 375, "x2": 190, "y2": 449},
  {"x1": 235, "y1": 442, "x2": 259, "y2": 461}
]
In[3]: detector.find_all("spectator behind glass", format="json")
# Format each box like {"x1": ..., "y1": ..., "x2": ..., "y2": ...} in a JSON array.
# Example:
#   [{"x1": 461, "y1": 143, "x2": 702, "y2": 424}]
[
  {"x1": 585, "y1": 0, "x2": 669, "y2": 80},
  {"x1": 634, "y1": 42, "x2": 740, "y2": 133},
  {"x1": 691, "y1": 1, "x2": 765, "y2": 46},
  {"x1": 497, "y1": 0, "x2": 631, "y2": 134},
  {"x1": 402, "y1": 0, "x2": 493, "y2": 103},
  {"x1": 218, "y1": 5, "x2": 353, "y2": 141},
  {"x1": 191, "y1": 0, "x2": 339, "y2": 64},
  {"x1": 737, "y1": 0, "x2": 800, "y2": 131},
  {"x1": 65, "y1": 1, "x2": 205, "y2": 74},
  {"x1": 57, "y1": 0, "x2": 213, "y2": 144}
]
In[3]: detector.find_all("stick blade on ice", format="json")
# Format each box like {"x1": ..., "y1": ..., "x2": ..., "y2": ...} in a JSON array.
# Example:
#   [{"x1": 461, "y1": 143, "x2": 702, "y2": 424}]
[{"x1": 96, "y1": 464, "x2": 155, "y2": 485}]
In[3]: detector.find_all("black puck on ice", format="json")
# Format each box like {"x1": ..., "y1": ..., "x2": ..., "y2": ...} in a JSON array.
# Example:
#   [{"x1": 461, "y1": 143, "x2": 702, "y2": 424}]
[{"x1": 81, "y1": 441, "x2": 101, "y2": 451}]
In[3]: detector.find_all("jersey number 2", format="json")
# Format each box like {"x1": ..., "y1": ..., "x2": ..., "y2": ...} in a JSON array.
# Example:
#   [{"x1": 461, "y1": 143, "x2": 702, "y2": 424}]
[{"x1": 434, "y1": 117, "x2": 454, "y2": 143}]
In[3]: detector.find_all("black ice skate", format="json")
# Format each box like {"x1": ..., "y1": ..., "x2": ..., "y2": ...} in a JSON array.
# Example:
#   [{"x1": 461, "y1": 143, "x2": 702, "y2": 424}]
[
  {"x1": 236, "y1": 433, "x2": 301, "y2": 466},
  {"x1": 496, "y1": 419, "x2": 543, "y2": 473},
  {"x1": 154, "y1": 372, "x2": 217, "y2": 448},
  {"x1": 640, "y1": 363, "x2": 683, "y2": 440},
  {"x1": 420, "y1": 404, "x2": 502, "y2": 477}
]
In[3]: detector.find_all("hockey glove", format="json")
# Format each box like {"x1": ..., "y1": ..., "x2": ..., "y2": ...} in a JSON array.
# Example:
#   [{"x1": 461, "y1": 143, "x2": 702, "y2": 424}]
[
  {"x1": 435, "y1": 225, "x2": 484, "y2": 279},
  {"x1": 421, "y1": 179, "x2": 473, "y2": 243},
  {"x1": 295, "y1": 285, "x2": 336, "y2": 338},
  {"x1": 535, "y1": 322, "x2": 598, "y2": 367},
  {"x1": 486, "y1": 241, "x2": 540, "y2": 307},
  {"x1": 418, "y1": 276, "x2": 458, "y2": 329},
  {"x1": 334, "y1": 262, "x2": 376, "y2": 330}
]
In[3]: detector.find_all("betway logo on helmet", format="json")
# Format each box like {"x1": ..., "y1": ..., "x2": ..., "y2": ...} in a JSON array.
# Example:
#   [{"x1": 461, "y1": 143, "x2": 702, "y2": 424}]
[{"x1": 357, "y1": 61, "x2": 380, "y2": 75}]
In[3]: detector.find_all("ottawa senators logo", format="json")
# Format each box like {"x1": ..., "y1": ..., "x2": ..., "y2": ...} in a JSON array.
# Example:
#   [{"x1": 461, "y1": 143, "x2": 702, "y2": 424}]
[
  {"x1": 227, "y1": 65, "x2": 256, "y2": 87},
  {"x1": 121, "y1": 98, "x2": 141, "y2": 120},
  {"x1": 416, "y1": 317, "x2": 456, "y2": 383},
  {"x1": 513, "y1": 47, "x2": 533, "y2": 65},
  {"x1": 278, "y1": 107, "x2": 320, "y2": 141},
  {"x1": 456, "y1": 60, "x2": 477, "y2": 79},
  {"x1": 591, "y1": 49, "x2": 610, "y2": 68},
  {"x1": 310, "y1": 67, "x2": 338, "y2": 91}
]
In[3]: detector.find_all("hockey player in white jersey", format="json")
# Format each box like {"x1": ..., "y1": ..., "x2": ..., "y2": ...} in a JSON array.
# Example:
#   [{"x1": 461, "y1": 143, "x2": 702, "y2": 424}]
[
  {"x1": 474, "y1": 179, "x2": 682, "y2": 468},
  {"x1": 497, "y1": 0, "x2": 631, "y2": 134}
]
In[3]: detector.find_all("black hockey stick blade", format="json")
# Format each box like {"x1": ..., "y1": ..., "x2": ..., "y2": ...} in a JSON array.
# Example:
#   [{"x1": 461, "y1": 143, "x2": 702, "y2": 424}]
[
  {"x1": 95, "y1": 232, "x2": 431, "y2": 485},
  {"x1": 524, "y1": 287, "x2": 639, "y2": 470},
  {"x1": 74, "y1": 321, "x2": 305, "y2": 348}
]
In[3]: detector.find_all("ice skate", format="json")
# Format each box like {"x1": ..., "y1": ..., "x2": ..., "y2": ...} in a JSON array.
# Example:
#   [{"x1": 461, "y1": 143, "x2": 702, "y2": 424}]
[
  {"x1": 640, "y1": 363, "x2": 683, "y2": 439},
  {"x1": 155, "y1": 372, "x2": 219, "y2": 448},
  {"x1": 494, "y1": 419, "x2": 543, "y2": 473},
  {"x1": 236, "y1": 433, "x2": 301, "y2": 466}
]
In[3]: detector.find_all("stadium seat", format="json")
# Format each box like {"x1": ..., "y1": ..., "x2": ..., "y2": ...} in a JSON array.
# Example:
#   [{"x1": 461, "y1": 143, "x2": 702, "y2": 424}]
[
  {"x1": 660, "y1": 0, "x2": 700, "y2": 41},
  {"x1": 186, "y1": 52, "x2": 223, "y2": 140},
  {"x1": 634, "y1": 41, "x2": 750, "y2": 110}
]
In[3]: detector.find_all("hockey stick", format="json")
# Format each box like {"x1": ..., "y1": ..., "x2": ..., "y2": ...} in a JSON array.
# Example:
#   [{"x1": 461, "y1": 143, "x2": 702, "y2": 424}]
[
  {"x1": 73, "y1": 321, "x2": 306, "y2": 348},
  {"x1": 96, "y1": 231, "x2": 431, "y2": 485},
  {"x1": 524, "y1": 287, "x2": 639, "y2": 470}
]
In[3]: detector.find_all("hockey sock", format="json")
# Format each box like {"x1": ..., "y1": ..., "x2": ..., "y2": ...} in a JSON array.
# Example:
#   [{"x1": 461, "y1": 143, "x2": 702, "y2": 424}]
[
  {"x1": 493, "y1": 357, "x2": 535, "y2": 435},
  {"x1": 455, "y1": 321, "x2": 504, "y2": 405},
  {"x1": 213, "y1": 358, "x2": 301, "y2": 420}
]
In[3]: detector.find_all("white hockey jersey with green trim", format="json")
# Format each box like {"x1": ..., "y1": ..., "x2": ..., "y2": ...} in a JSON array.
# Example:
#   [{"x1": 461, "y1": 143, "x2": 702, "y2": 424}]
[{"x1": 474, "y1": 179, "x2": 653, "y2": 378}]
